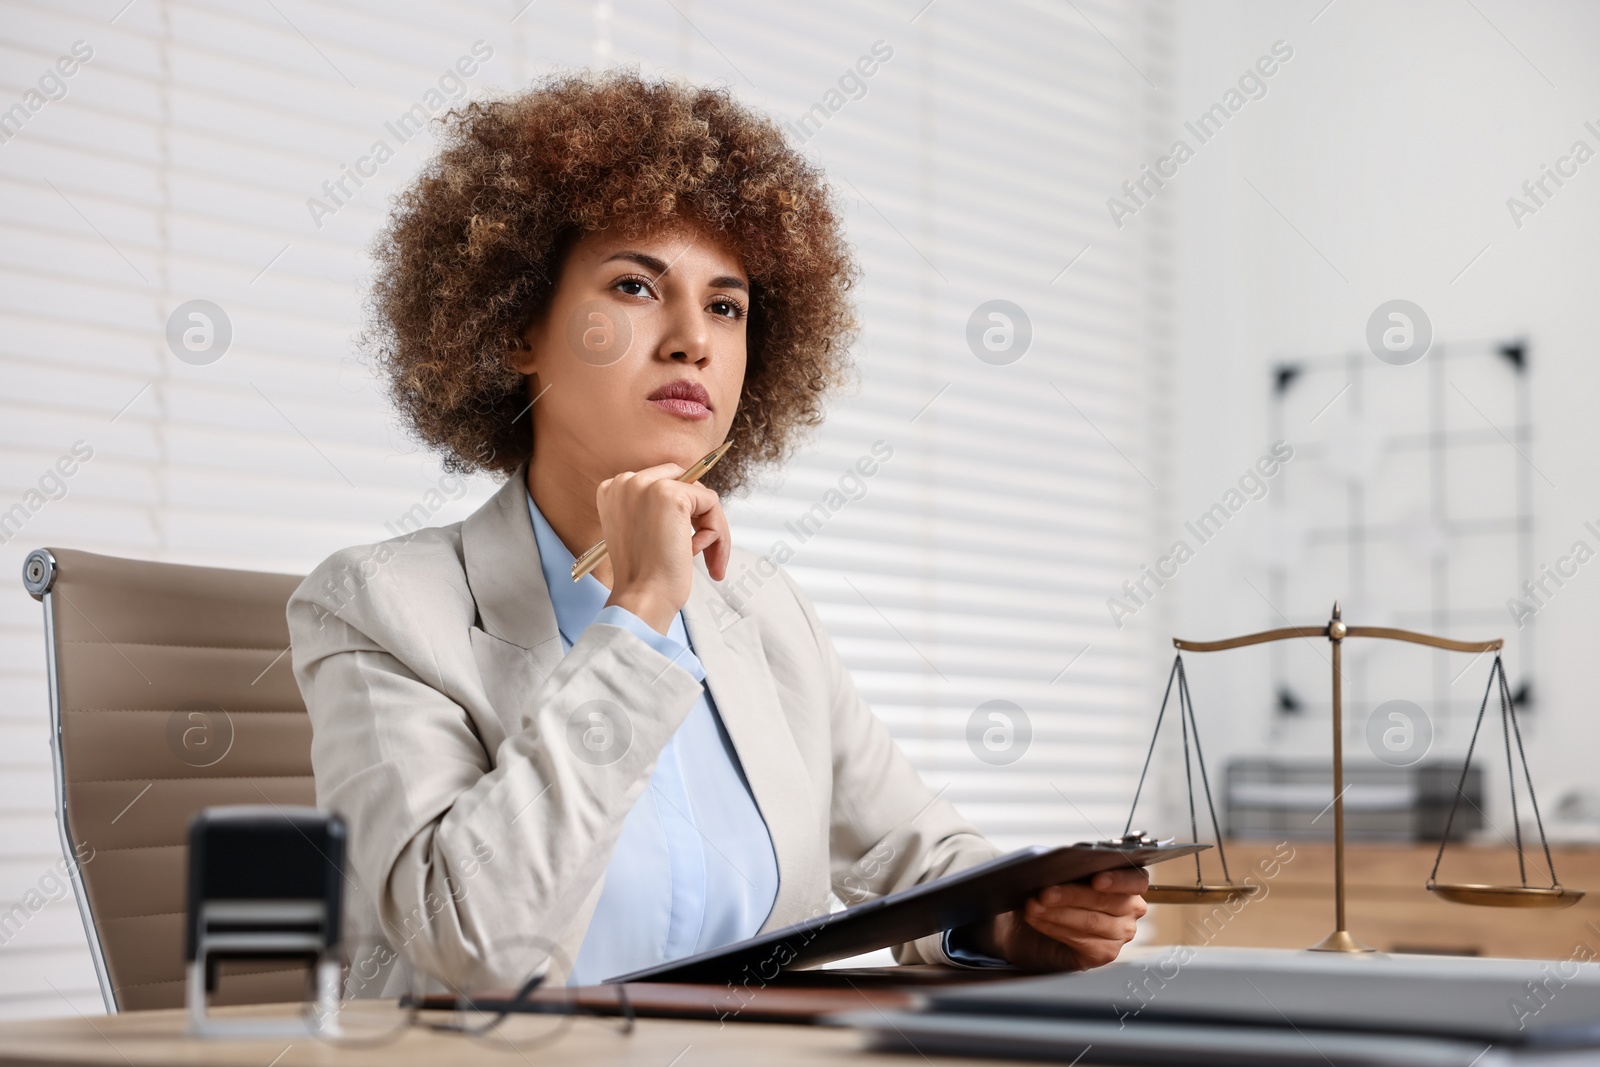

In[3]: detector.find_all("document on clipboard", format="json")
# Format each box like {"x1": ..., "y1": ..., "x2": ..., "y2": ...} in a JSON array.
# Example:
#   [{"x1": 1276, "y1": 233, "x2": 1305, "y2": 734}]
[{"x1": 605, "y1": 836, "x2": 1207, "y2": 985}]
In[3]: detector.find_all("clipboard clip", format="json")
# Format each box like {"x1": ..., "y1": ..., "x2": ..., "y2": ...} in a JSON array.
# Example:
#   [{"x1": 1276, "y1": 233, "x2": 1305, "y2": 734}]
[{"x1": 1084, "y1": 830, "x2": 1174, "y2": 850}]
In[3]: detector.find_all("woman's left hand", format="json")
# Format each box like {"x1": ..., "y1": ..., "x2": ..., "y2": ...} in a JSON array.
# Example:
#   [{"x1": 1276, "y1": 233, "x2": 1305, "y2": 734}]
[{"x1": 976, "y1": 867, "x2": 1150, "y2": 971}]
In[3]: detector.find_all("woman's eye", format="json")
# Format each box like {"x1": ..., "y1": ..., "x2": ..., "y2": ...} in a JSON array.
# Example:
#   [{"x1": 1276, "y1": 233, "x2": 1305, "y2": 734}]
[
  {"x1": 710, "y1": 298, "x2": 745, "y2": 320},
  {"x1": 614, "y1": 277, "x2": 651, "y2": 298}
]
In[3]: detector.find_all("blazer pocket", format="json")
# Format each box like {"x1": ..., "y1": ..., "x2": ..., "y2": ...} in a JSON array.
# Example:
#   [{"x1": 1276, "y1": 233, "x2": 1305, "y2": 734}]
[{"x1": 468, "y1": 626, "x2": 560, "y2": 742}]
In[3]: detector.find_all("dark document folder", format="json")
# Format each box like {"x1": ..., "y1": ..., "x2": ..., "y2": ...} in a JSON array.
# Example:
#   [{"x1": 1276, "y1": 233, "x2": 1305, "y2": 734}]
[
  {"x1": 916, "y1": 947, "x2": 1600, "y2": 1047},
  {"x1": 605, "y1": 839, "x2": 1205, "y2": 985},
  {"x1": 840, "y1": 1012, "x2": 1501, "y2": 1067}
]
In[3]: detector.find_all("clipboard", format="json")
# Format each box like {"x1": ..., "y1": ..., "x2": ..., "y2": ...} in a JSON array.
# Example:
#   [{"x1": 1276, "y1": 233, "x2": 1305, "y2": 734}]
[{"x1": 605, "y1": 836, "x2": 1207, "y2": 984}]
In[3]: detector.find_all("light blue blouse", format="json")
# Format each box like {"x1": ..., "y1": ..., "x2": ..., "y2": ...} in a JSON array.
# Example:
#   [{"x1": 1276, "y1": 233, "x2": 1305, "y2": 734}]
[{"x1": 525, "y1": 494, "x2": 780, "y2": 985}]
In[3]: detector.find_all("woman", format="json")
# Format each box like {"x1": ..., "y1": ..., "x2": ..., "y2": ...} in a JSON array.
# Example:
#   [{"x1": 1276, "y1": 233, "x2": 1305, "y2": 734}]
[{"x1": 288, "y1": 69, "x2": 1147, "y2": 994}]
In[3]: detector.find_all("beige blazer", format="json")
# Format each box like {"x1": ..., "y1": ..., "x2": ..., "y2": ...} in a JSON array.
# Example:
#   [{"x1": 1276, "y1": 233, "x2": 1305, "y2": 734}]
[{"x1": 287, "y1": 468, "x2": 1000, "y2": 993}]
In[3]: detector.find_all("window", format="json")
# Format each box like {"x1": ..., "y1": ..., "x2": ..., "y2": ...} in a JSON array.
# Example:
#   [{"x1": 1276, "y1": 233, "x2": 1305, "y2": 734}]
[{"x1": 0, "y1": 0, "x2": 1167, "y2": 1016}]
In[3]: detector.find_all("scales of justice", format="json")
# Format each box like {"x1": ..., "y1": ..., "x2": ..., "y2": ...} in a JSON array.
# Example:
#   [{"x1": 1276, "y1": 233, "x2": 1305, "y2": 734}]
[{"x1": 1123, "y1": 602, "x2": 1585, "y2": 954}]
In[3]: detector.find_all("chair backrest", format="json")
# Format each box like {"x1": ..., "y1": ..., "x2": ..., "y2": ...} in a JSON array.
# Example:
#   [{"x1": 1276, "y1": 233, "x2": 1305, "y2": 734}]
[{"x1": 23, "y1": 547, "x2": 315, "y2": 1012}]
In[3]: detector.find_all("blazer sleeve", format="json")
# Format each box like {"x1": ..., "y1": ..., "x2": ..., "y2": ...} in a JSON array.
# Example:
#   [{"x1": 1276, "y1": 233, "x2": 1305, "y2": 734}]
[
  {"x1": 287, "y1": 548, "x2": 705, "y2": 991},
  {"x1": 775, "y1": 566, "x2": 1003, "y2": 966}
]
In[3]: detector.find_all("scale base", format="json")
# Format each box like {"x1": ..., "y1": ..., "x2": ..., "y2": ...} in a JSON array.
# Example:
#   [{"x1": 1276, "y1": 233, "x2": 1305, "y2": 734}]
[{"x1": 1307, "y1": 929, "x2": 1376, "y2": 954}]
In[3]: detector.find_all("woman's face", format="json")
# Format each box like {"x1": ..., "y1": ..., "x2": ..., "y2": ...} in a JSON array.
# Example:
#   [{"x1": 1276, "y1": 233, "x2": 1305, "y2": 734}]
[{"x1": 514, "y1": 221, "x2": 749, "y2": 481}]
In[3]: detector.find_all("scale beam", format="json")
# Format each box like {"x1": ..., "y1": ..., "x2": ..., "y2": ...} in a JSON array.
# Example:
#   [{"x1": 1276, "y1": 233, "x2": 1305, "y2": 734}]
[
  {"x1": 1173, "y1": 626, "x2": 1327, "y2": 652},
  {"x1": 1173, "y1": 625, "x2": 1501, "y2": 655},
  {"x1": 1343, "y1": 627, "x2": 1501, "y2": 654}
]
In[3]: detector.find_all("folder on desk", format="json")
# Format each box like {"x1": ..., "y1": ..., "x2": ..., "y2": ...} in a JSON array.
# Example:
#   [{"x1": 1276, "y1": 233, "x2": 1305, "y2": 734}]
[
  {"x1": 839, "y1": 1012, "x2": 1505, "y2": 1067},
  {"x1": 605, "y1": 839, "x2": 1206, "y2": 984},
  {"x1": 837, "y1": 947, "x2": 1600, "y2": 1066},
  {"x1": 914, "y1": 947, "x2": 1600, "y2": 1046}
]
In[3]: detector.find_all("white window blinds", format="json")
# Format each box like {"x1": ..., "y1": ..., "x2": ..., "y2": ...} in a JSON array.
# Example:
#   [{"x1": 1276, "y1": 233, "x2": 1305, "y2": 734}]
[{"x1": 0, "y1": 0, "x2": 1167, "y2": 1017}]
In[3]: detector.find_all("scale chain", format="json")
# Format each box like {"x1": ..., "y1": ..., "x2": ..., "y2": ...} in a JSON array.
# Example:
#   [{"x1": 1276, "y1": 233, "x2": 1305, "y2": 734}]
[
  {"x1": 1500, "y1": 658, "x2": 1557, "y2": 888},
  {"x1": 1176, "y1": 658, "x2": 1202, "y2": 885},
  {"x1": 1498, "y1": 656, "x2": 1527, "y2": 885},
  {"x1": 1430, "y1": 655, "x2": 1561, "y2": 891},
  {"x1": 1123, "y1": 655, "x2": 1182, "y2": 838},
  {"x1": 1430, "y1": 657, "x2": 1499, "y2": 885},
  {"x1": 1179, "y1": 658, "x2": 1232, "y2": 885},
  {"x1": 1126, "y1": 654, "x2": 1233, "y2": 889}
]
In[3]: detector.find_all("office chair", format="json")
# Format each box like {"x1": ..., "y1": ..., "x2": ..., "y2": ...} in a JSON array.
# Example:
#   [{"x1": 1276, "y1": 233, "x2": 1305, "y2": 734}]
[{"x1": 23, "y1": 547, "x2": 316, "y2": 1012}]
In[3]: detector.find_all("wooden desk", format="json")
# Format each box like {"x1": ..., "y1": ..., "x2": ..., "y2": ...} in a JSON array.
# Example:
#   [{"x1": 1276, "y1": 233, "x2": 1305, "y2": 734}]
[
  {"x1": 16, "y1": 845, "x2": 1598, "y2": 1066},
  {"x1": 0, "y1": 1003, "x2": 999, "y2": 1067},
  {"x1": 1149, "y1": 840, "x2": 1600, "y2": 957}
]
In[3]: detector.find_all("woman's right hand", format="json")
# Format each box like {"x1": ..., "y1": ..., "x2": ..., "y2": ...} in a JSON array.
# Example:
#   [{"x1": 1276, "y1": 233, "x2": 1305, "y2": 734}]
[{"x1": 596, "y1": 463, "x2": 731, "y2": 634}]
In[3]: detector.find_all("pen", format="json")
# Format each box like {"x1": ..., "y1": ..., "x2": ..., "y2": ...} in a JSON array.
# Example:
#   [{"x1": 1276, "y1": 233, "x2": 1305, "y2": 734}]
[{"x1": 570, "y1": 440, "x2": 734, "y2": 582}]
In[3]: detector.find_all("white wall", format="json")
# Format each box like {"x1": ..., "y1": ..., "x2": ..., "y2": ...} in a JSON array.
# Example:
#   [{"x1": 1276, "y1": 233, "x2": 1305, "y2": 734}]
[
  {"x1": 1143, "y1": 0, "x2": 1600, "y2": 848},
  {"x1": 0, "y1": 0, "x2": 1168, "y2": 1018}
]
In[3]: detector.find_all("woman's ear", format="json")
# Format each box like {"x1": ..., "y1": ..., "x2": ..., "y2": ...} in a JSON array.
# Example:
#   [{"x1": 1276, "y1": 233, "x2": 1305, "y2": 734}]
[{"x1": 506, "y1": 327, "x2": 538, "y2": 375}]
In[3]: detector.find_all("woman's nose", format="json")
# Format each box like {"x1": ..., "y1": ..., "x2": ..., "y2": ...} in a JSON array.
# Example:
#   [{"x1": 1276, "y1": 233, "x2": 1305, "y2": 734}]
[{"x1": 659, "y1": 307, "x2": 711, "y2": 364}]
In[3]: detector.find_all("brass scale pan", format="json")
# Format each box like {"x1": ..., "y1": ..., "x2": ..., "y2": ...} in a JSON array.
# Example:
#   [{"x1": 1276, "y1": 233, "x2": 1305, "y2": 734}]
[
  {"x1": 1425, "y1": 882, "x2": 1582, "y2": 909},
  {"x1": 1145, "y1": 884, "x2": 1259, "y2": 905}
]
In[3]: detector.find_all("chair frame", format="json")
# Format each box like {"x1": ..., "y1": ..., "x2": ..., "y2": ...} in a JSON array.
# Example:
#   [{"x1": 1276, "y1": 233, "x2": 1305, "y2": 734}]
[{"x1": 24, "y1": 547, "x2": 120, "y2": 1013}]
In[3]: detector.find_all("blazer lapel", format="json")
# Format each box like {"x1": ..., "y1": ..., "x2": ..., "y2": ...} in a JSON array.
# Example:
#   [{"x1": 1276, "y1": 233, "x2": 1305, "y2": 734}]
[
  {"x1": 460, "y1": 467, "x2": 565, "y2": 681},
  {"x1": 682, "y1": 568, "x2": 822, "y2": 929}
]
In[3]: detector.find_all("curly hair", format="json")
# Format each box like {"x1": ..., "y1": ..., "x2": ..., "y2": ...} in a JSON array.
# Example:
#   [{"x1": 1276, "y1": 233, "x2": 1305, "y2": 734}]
[{"x1": 363, "y1": 68, "x2": 860, "y2": 497}]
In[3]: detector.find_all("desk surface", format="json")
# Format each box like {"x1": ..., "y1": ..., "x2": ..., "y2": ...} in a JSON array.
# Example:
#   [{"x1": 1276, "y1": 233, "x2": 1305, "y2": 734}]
[{"x1": 0, "y1": 1001, "x2": 1014, "y2": 1067}]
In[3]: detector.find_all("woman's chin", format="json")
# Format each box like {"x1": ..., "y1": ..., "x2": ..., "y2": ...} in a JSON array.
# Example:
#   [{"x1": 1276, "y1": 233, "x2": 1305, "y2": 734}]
[
  {"x1": 607, "y1": 435, "x2": 723, "y2": 474},
  {"x1": 644, "y1": 414, "x2": 725, "y2": 447}
]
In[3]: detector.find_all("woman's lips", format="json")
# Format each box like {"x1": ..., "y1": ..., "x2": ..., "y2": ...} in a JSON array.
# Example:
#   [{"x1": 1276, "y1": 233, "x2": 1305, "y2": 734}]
[
  {"x1": 646, "y1": 379, "x2": 712, "y2": 420},
  {"x1": 647, "y1": 397, "x2": 712, "y2": 420}
]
